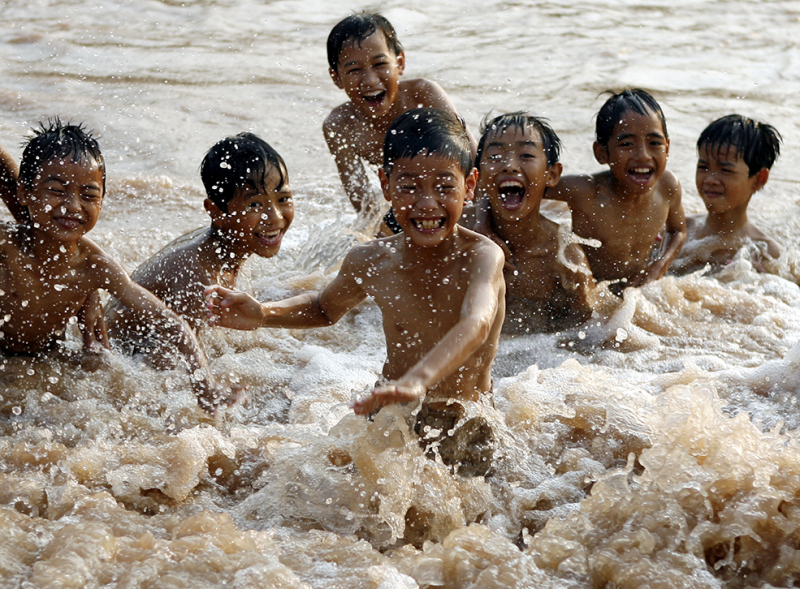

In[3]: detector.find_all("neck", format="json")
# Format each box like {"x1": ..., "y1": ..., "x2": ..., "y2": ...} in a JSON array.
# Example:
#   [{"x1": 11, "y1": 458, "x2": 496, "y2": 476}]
[
  {"x1": 492, "y1": 209, "x2": 542, "y2": 252},
  {"x1": 200, "y1": 227, "x2": 248, "y2": 278},
  {"x1": 705, "y1": 206, "x2": 749, "y2": 236},
  {"x1": 21, "y1": 225, "x2": 80, "y2": 271}
]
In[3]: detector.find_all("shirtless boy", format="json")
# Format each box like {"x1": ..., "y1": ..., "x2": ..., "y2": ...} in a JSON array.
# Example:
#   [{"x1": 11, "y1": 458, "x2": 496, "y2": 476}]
[
  {"x1": 476, "y1": 112, "x2": 596, "y2": 333},
  {"x1": 549, "y1": 89, "x2": 686, "y2": 293},
  {"x1": 0, "y1": 120, "x2": 231, "y2": 411},
  {"x1": 673, "y1": 114, "x2": 782, "y2": 275},
  {"x1": 323, "y1": 12, "x2": 476, "y2": 233},
  {"x1": 107, "y1": 132, "x2": 293, "y2": 334},
  {"x1": 208, "y1": 108, "x2": 505, "y2": 474}
]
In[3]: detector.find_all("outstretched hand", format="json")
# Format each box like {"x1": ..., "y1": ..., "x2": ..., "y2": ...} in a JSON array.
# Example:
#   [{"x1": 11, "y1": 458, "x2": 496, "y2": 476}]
[
  {"x1": 204, "y1": 285, "x2": 265, "y2": 330},
  {"x1": 78, "y1": 289, "x2": 110, "y2": 350},
  {"x1": 352, "y1": 382, "x2": 425, "y2": 416}
]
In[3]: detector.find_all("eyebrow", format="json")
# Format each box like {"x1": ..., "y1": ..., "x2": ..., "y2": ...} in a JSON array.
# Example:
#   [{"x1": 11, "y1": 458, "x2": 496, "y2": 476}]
[
  {"x1": 487, "y1": 139, "x2": 540, "y2": 149},
  {"x1": 343, "y1": 53, "x2": 388, "y2": 68},
  {"x1": 616, "y1": 132, "x2": 665, "y2": 141}
]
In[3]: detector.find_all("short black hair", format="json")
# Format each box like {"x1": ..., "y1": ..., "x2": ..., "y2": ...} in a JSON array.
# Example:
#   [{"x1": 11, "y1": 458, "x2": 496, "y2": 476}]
[
  {"x1": 476, "y1": 111, "x2": 562, "y2": 168},
  {"x1": 19, "y1": 118, "x2": 105, "y2": 193},
  {"x1": 595, "y1": 89, "x2": 668, "y2": 147},
  {"x1": 383, "y1": 108, "x2": 473, "y2": 177},
  {"x1": 200, "y1": 132, "x2": 287, "y2": 212},
  {"x1": 327, "y1": 12, "x2": 403, "y2": 73},
  {"x1": 697, "y1": 114, "x2": 782, "y2": 176}
]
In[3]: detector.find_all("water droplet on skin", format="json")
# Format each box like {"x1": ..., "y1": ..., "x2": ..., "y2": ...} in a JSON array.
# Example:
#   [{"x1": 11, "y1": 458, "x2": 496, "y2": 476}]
[{"x1": 12, "y1": 406, "x2": 21, "y2": 415}]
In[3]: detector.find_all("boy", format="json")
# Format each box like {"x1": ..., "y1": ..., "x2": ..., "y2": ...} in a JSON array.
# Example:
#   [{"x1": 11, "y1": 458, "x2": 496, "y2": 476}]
[
  {"x1": 323, "y1": 12, "x2": 476, "y2": 233},
  {"x1": 106, "y1": 132, "x2": 293, "y2": 333},
  {"x1": 0, "y1": 120, "x2": 232, "y2": 411},
  {"x1": 673, "y1": 114, "x2": 782, "y2": 275},
  {"x1": 476, "y1": 112, "x2": 596, "y2": 333},
  {"x1": 207, "y1": 108, "x2": 505, "y2": 475},
  {"x1": 548, "y1": 89, "x2": 686, "y2": 293}
]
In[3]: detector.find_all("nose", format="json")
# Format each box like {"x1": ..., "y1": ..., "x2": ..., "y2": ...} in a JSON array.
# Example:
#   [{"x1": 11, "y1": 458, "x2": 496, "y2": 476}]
[
  {"x1": 60, "y1": 190, "x2": 81, "y2": 213},
  {"x1": 362, "y1": 67, "x2": 379, "y2": 87},
  {"x1": 501, "y1": 153, "x2": 520, "y2": 172},
  {"x1": 260, "y1": 203, "x2": 284, "y2": 225}
]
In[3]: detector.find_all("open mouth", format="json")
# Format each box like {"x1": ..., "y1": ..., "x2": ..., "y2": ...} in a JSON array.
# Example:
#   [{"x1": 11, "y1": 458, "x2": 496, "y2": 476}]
[
  {"x1": 497, "y1": 180, "x2": 526, "y2": 210},
  {"x1": 412, "y1": 218, "x2": 445, "y2": 232},
  {"x1": 363, "y1": 90, "x2": 386, "y2": 107},
  {"x1": 256, "y1": 229, "x2": 283, "y2": 247},
  {"x1": 628, "y1": 167, "x2": 654, "y2": 185},
  {"x1": 54, "y1": 217, "x2": 83, "y2": 230}
]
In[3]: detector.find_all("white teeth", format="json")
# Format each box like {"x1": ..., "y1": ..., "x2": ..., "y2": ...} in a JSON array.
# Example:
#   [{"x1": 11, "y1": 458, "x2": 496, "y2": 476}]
[
  {"x1": 632, "y1": 168, "x2": 652, "y2": 174},
  {"x1": 364, "y1": 91, "x2": 383, "y2": 97},
  {"x1": 414, "y1": 219, "x2": 442, "y2": 230},
  {"x1": 499, "y1": 180, "x2": 524, "y2": 188}
]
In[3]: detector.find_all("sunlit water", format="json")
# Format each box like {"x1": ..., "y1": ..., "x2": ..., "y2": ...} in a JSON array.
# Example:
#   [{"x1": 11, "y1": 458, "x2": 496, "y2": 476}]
[{"x1": 1, "y1": 1, "x2": 800, "y2": 587}]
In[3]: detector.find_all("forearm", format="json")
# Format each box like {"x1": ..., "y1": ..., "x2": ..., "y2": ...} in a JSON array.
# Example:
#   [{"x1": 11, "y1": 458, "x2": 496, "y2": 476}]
[
  {"x1": 260, "y1": 291, "x2": 337, "y2": 328},
  {"x1": 0, "y1": 144, "x2": 23, "y2": 222},
  {"x1": 652, "y1": 228, "x2": 686, "y2": 278}
]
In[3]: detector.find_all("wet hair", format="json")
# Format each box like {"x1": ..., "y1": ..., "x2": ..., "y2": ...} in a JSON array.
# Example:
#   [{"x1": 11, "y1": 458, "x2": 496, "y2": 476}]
[
  {"x1": 200, "y1": 132, "x2": 287, "y2": 212},
  {"x1": 475, "y1": 111, "x2": 562, "y2": 168},
  {"x1": 19, "y1": 118, "x2": 105, "y2": 193},
  {"x1": 697, "y1": 114, "x2": 782, "y2": 176},
  {"x1": 327, "y1": 12, "x2": 403, "y2": 73},
  {"x1": 383, "y1": 108, "x2": 473, "y2": 177},
  {"x1": 595, "y1": 89, "x2": 668, "y2": 147}
]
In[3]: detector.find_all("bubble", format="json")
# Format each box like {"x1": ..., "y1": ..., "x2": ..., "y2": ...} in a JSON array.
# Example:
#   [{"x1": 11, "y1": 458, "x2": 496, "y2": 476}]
[{"x1": 11, "y1": 406, "x2": 21, "y2": 415}]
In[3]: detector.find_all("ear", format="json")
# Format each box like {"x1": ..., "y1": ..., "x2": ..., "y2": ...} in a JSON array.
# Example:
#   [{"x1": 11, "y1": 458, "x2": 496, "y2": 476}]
[
  {"x1": 545, "y1": 162, "x2": 563, "y2": 188},
  {"x1": 464, "y1": 167, "x2": 478, "y2": 202},
  {"x1": 329, "y1": 67, "x2": 344, "y2": 90},
  {"x1": 665, "y1": 137, "x2": 671, "y2": 159},
  {"x1": 16, "y1": 183, "x2": 30, "y2": 207},
  {"x1": 205, "y1": 198, "x2": 226, "y2": 226},
  {"x1": 593, "y1": 141, "x2": 609, "y2": 165},
  {"x1": 379, "y1": 168, "x2": 392, "y2": 202},
  {"x1": 753, "y1": 168, "x2": 770, "y2": 192},
  {"x1": 395, "y1": 51, "x2": 406, "y2": 76}
]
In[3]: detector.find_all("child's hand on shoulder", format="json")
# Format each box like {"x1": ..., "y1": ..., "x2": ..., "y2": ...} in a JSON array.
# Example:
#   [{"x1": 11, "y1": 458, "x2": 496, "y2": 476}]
[{"x1": 204, "y1": 285, "x2": 265, "y2": 330}]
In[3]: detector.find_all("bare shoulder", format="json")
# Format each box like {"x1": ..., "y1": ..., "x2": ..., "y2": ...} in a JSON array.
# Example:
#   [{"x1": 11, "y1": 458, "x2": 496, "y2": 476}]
[
  {"x1": 324, "y1": 102, "x2": 358, "y2": 133},
  {"x1": 549, "y1": 173, "x2": 597, "y2": 205},
  {"x1": 458, "y1": 227, "x2": 505, "y2": 267},
  {"x1": 658, "y1": 169, "x2": 682, "y2": 200},
  {"x1": 340, "y1": 237, "x2": 395, "y2": 272},
  {"x1": 402, "y1": 78, "x2": 451, "y2": 108},
  {"x1": 745, "y1": 223, "x2": 781, "y2": 258}
]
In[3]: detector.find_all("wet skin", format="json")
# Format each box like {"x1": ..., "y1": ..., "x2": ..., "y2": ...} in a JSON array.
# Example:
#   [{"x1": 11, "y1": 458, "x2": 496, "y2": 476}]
[{"x1": 205, "y1": 154, "x2": 505, "y2": 416}]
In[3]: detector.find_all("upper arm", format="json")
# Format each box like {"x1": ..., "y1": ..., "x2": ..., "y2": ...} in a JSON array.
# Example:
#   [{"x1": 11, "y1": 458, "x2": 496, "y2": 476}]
[
  {"x1": 0, "y1": 145, "x2": 23, "y2": 223},
  {"x1": 548, "y1": 174, "x2": 592, "y2": 206},
  {"x1": 459, "y1": 242, "x2": 504, "y2": 327},
  {"x1": 323, "y1": 113, "x2": 372, "y2": 210},
  {"x1": 94, "y1": 251, "x2": 170, "y2": 318},
  {"x1": 316, "y1": 246, "x2": 372, "y2": 323},
  {"x1": 663, "y1": 172, "x2": 686, "y2": 235}
]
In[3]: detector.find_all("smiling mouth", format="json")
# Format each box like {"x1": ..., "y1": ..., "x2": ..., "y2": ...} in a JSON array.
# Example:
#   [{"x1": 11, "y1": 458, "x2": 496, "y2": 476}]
[
  {"x1": 412, "y1": 218, "x2": 445, "y2": 232},
  {"x1": 256, "y1": 229, "x2": 283, "y2": 246},
  {"x1": 363, "y1": 90, "x2": 386, "y2": 106},
  {"x1": 54, "y1": 217, "x2": 83, "y2": 230},
  {"x1": 628, "y1": 167, "x2": 654, "y2": 184},
  {"x1": 498, "y1": 180, "x2": 526, "y2": 210}
]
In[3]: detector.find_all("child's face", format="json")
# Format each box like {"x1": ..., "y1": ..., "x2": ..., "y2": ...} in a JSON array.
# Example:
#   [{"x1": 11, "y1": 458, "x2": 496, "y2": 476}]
[
  {"x1": 594, "y1": 109, "x2": 669, "y2": 194},
  {"x1": 478, "y1": 125, "x2": 561, "y2": 222},
  {"x1": 380, "y1": 154, "x2": 476, "y2": 248},
  {"x1": 330, "y1": 32, "x2": 405, "y2": 119},
  {"x1": 18, "y1": 155, "x2": 104, "y2": 242},
  {"x1": 210, "y1": 164, "x2": 294, "y2": 258},
  {"x1": 696, "y1": 144, "x2": 767, "y2": 215}
]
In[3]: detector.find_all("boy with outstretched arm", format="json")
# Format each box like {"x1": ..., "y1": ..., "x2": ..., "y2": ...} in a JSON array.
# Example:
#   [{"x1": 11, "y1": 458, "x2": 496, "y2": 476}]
[
  {"x1": 323, "y1": 13, "x2": 476, "y2": 233},
  {"x1": 0, "y1": 120, "x2": 233, "y2": 411},
  {"x1": 476, "y1": 112, "x2": 596, "y2": 333},
  {"x1": 207, "y1": 108, "x2": 505, "y2": 474},
  {"x1": 548, "y1": 89, "x2": 686, "y2": 293},
  {"x1": 107, "y1": 132, "x2": 293, "y2": 334},
  {"x1": 673, "y1": 114, "x2": 782, "y2": 275}
]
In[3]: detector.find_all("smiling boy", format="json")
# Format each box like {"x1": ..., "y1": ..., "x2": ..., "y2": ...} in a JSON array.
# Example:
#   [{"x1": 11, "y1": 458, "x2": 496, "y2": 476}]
[
  {"x1": 207, "y1": 108, "x2": 504, "y2": 475},
  {"x1": 107, "y1": 132, "x2": 293, "y2": 335},
  {"x1": 0, "y1": 120, "x2": 233, "y2": 411},
  {"x1": 673, "y1": 114, "x2": 782, "y2": 275},
  {"x1": 323, "y1": 13, "x2": 476, "y2": 228},
  {"x1": 476, "y1": 112, "x2": 596, "y2": 333},
  {"x1": 549, "y1": 89, "x2": 686, "y2": 293}
]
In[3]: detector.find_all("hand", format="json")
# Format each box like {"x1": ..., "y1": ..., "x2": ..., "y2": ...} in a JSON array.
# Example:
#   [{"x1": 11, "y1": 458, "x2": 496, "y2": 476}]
[
  {"x1": 352, "y1": 382, "x2": 425, "y2": 416},
  {"x1": 78, "y1": 289, "x2": 110, "y2": 350},
  {"x1": 204, "y1": 285, "x2": 265, "y2": 330}
]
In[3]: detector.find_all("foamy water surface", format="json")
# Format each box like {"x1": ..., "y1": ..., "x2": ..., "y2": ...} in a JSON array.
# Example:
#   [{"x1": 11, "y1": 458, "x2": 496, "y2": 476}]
[{"x1": 2, "y1": 1, "x2": 800, "y2": 587}]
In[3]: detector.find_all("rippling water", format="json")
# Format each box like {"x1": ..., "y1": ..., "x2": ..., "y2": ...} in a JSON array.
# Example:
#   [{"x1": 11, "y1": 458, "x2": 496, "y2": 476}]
[{"x1": 2, "y1": 1, "x2": 800, "y2": 587}]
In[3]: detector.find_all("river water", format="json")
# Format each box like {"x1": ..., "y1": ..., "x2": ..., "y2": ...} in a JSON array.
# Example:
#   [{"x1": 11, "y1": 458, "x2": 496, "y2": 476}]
[{"x1": 1, "y1": 1, "x2": 800, "y2": 587}]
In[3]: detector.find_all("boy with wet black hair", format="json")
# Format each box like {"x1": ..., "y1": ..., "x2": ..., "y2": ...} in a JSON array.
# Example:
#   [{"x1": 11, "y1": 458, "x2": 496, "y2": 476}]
[
  {"x1": 323, "y1": 12, "x2": 475, "y2": 233},
  {"x1": 0, "y1": 119, "x2": 234, "y2": 411},
  {"x1": 476, "y1": 112, "x2": 596, "y2": 332},
  {"x1": 107, "y1": 132, "x2": 293, "y2": 334},
  {"x1": 673, "y1": 114, "x2": 782, "y2": 274},
  {"x1": 208, "y1": 108, "x2": 504, "y2": 476},
  {"x1": 549, "y1": 89, "x2": 686, "y2": 293}
]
